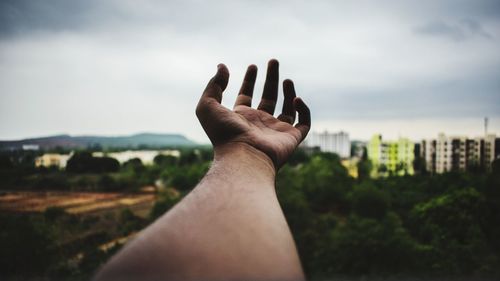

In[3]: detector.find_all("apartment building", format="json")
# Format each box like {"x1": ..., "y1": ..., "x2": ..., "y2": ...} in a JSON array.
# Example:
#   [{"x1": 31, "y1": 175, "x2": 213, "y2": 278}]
[
  {"x1": 421, "y1": 133, "x2": 499, "y2": 173},
  {"x1": 367, "y1": 134, "x2": 414, "y2": 177},
  {"x1": 304, "y1": 131, "x2": 350, "y2": 158}
]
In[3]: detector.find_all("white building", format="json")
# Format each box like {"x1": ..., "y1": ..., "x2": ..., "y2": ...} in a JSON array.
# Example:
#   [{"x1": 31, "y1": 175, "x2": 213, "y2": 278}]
[
  {"x1": 92, "y1": 150, "x2": 180, "y2": 165},
  {"x1": 305, "y1": 131, "x2": 350, "y2": 158},
  {"x1": 421, "y1": 133, "x2": 499, "y2": 173}
]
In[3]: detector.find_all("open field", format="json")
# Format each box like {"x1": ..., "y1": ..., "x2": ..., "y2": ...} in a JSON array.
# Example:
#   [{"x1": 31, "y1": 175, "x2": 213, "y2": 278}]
[{"x1": 0, "y1": 190, "x2": 156, "y2": 217}]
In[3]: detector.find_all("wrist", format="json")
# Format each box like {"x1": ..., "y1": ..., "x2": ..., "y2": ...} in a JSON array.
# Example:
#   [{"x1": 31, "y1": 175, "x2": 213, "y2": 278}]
[{"x1": 213, "y1": 142, "x2": 276, "y2": 181}]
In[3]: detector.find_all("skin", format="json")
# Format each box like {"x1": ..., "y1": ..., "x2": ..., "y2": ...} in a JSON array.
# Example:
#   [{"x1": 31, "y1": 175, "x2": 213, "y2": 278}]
[{"x1": 93, "y1": 59, "x2": 311, "y2": 281}]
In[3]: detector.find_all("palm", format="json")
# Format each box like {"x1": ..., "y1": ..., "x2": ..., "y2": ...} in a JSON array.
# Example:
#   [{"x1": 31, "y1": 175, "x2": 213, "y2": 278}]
[
  {"x1": 196, "y1": 60, "x2": 310, "y2": 169},
  {"x1": 228, "y1": 106, "x2": 302, "y2": 165}
]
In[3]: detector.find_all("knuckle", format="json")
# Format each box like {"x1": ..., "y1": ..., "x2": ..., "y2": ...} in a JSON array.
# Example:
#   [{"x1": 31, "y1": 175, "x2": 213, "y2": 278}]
[
  {"x1": 195, "y1": 99, "x2": 216, "y2": 118},
  {"x1": 195, "y1": 103, "x2": 206, "y2": 118}
]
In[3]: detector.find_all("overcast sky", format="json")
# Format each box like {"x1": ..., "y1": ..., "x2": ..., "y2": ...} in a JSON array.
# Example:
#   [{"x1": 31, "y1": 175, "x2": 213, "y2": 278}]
[{"x1": 1, "y1": 0, "x2": 499, "y2": 143}]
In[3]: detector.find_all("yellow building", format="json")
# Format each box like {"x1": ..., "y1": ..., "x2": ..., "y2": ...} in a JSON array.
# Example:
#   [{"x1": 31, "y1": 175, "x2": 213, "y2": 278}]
[
  {"x1": 367, "y1": 134, "x2": 414, "y2": 177},
  {"x1": 35, "y1": 153, "x2": 73, "y2": 169},
  {"x1": 341, "y1": 159, "x2": 359, "y2": 178}
]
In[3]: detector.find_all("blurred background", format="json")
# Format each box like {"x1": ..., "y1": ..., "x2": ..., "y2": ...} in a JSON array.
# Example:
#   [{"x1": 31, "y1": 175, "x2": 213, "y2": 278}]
[{"x1": 1, "y1": 0, "x2": 499, "y2": 280}]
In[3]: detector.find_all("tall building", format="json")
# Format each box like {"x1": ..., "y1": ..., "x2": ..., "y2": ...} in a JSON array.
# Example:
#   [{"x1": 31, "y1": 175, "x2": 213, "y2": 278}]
[
  {"x1": 305, "y1": 131, "x2": 350, "y2": 158},
  {"x1": 421, "y1": 133, "x2": 499, "y2": 173},
  {"x1": 367, "y1": 134, "x2": 414, "y2": 177}
]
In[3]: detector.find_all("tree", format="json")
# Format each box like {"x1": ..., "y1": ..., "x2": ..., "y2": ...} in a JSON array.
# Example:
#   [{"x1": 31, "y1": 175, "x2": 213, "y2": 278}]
[
  {"x1": 153, "y1": 154, "x2": 178, "y2": 166},
  {"x1": 118, "y1": 208, "x2": 144, "y2": 235},
  {"x1": 150, "y1": 188, "x2": 181, "y2": 220},
  {"x1": 315, "y1": 213, "x2": 420, "y2": 276},
  {"x1": 410, "y1": 188, "x2": 494, "y2": 274},
  {"x1": 66, "y1": 152, "x2": 119, "y2": 173},
  {"x1": 300, "y1": 153, "x2": 352, "y2": 213},
  {"x1": 0, "y1": 215, "x2": 58, "y2": 277},
  {"x1": 0, "y1": 154, "x2": 13, "y2": 169},
  {"x1": 357, "y1": 158, "x2": 372, "y2": 181},
  {"x1": 122, "y1": 158, "x2": 143, "y2": 169},
  {"x1": 351, "y1": 183, "x2": 390, "y2": 220},
  {"x1": 44, "y1": 206, "x2": 66, "y2": 221}
]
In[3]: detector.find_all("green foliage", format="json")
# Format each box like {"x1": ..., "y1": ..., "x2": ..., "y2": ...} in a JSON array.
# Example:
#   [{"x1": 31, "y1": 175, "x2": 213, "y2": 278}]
[
  {"x1": 66, "y1": 152, "x2": 120, "y2": 173},
  {"x1": 0, "y1": 214, "x2": 58, "y2": 278},
  {"x1": 410, "y1": 188, "x2": 496, "y2": 274},
  {"x1": 277, "y1": 153, "x2": 500, "y2": 278},
  {"x1": 357, "y1": 158, "x2": 372, "y2": 181},
  {"x1": 154, "y1": 154, "x2": 178, "y2": 166},
  {"x1": 44, "y1": 206, "x2": 66, "y2": 221},
  {"x1": 2, "y1": 149, "x2": 500, "y2": 280},
  {"x1": 118, "y1": 208, "x2": 145, "y2": 235},
  {"x1": 316, "y1": 213, "x2": 422, "y2": 276},
  {"x1": 299, "y1": 153, "x2": 352, "y2": 213},
  {"x1": 122, "y1": 157, "x2": 144, "y2": 171},
  {"x1": 32, "y1": 172, "x2": 70, "y2": 189},
  {"x1": 150, "y1": 188, "x2": 182, "y2": 220},
  {"x1": 98, "y1": 174, "x2": 119, "y2": 191},
  {"x1": 160, "y1": 162, "x2": 210, "y2": 191},
  {"x1": 492, "y1": 159, "x2": 500, "y2": 175},
  {"x1": 287, "y1": 148, "x2": 310, "y2": 166},
  {"x1": 351, "y1": 183, "x2": 390, "y2": 219},
  {"x1": 0, "y1": 154, "x2": 13, "y2": 169}
]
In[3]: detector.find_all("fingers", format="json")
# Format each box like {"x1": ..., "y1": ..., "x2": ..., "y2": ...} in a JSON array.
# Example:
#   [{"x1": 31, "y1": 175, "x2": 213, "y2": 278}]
[
  {"x1": 294, "y1": 97, "x2": 311, "y2": 141},
  {"x1": 257, "y1": 59, "x2": 279, "y2": 114},
  {"x1": 234, "y1": 64, "x2": 257, "y2": 108},
  {"x1": 277, "y1": 79, "x2": 296, "y2": 124},
  {"x1": 200, "y1": 64, "x2": 229, "y2": 104}
]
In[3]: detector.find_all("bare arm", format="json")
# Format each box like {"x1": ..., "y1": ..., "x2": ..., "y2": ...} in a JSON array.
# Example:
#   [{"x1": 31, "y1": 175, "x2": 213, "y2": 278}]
[{"x1": 94, "y1": 59, "x2": 311, "y2": 281}]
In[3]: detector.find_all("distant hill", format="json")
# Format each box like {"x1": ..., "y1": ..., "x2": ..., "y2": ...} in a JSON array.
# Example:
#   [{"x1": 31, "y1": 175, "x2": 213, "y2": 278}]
[{"x1": 0, "y1": 133, "x2": 197, "y2": 150}]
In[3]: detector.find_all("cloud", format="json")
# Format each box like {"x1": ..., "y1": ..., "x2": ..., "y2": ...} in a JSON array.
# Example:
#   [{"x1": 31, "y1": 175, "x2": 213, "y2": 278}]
[
  {"x1": 0, "y1": 0, "x2": 92, "y2": 37},
  {"x1": 414, "y1": 19, "x2": 492, "y2": 41},
  {"x1": 1, "y1": 0, "x2": 500, "y2": 142}
]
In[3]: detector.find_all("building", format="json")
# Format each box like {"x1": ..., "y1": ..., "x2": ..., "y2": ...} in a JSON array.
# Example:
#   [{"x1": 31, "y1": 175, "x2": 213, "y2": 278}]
[
  {"x1": 304, "y1": 131, "x2": 350, "y2": 158},
  {"x1": 367, "y1": 134, "x2": 414, "y2": 177},
  {"x1": 22, "y1": 144, "x2": 40, "y2": 151},
  {"x1": 421, "y1": 139, "x2": 436, "y2": 173},
  {"x1": 35, "y1": 153, "x2": 73, "y2": 169},
  {"x1": 421, "y1": 133, "x2": 499, "y2": 173},
  {"x1": 341, "y1": 159, "x2": 359, "y2": 178},
  {"x1": 92, "y1": 150, "x2": 180, "y2": 165}
]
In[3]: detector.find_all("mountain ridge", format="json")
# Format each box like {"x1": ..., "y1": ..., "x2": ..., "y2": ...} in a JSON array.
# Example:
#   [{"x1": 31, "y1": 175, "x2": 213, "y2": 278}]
[{"x1": 0, "y1": 133, "x2": 197, "y2": 150}]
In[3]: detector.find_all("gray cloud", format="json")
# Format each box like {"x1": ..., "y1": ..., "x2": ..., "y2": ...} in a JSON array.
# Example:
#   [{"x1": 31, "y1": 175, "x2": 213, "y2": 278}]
[
  {"x1": 0, "y1": 0, "x2": 92, "y2": 37},
  {"x1": 414, "y1": 19, "x2": 492, "y2": 41},
  {"x1": 1, "y1": 0, "x2": 500, "y2": 142}
]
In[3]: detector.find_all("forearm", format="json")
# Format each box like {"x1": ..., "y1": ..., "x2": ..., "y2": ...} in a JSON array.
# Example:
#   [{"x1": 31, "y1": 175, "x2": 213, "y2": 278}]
[{"x1": 94, "y1": 143, "x2": 304, "y2": 281}]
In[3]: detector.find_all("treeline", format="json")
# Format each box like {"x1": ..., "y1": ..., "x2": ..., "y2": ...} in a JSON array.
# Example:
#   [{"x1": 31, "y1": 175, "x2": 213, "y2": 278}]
[
  {"x1": 1, "y1": 149, "x2": 500, "y2": 280},
  {"x1": 150, "y1": 150, "x2": 500, "y2": 279},
  {"x1": 0, "y1": 149, "x2": 212, "y2": 191},
  {"x1": 276, "y1": 152, "x2": 500, "y2": 279}
]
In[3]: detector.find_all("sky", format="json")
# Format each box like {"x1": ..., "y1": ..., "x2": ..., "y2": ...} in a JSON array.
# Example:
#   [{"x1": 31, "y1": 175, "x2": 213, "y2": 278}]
[{"x1": 1, "y1": 0, "x2": 499, "y2": 143}]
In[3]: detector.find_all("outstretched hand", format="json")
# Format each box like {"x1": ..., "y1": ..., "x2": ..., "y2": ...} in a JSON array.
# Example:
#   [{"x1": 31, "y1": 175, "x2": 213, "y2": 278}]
[{"x1": 196, "y1": 59, "x2": 311, "y2": 169}]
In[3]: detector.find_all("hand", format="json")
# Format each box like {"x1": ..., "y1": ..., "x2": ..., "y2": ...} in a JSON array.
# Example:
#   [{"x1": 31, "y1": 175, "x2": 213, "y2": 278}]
[{"x1": 196, "y1": 59, "x2": 311, "y2": 169}]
